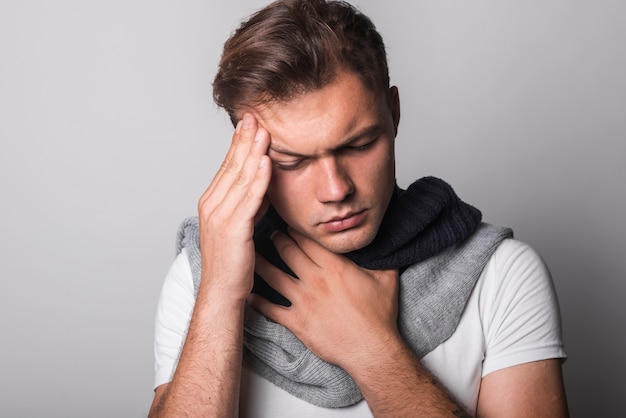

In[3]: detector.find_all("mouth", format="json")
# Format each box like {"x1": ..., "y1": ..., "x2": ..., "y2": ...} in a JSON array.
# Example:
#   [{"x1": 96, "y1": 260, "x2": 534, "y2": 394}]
[{"x1": 320, "y1": 210, "x2": 367, "y2": 233}]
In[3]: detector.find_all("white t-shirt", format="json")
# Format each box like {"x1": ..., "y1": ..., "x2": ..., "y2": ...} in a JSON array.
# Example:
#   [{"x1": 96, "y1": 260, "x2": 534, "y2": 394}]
[{"x1": 153, "y1": 238, "x2": 566, "y2": 416}]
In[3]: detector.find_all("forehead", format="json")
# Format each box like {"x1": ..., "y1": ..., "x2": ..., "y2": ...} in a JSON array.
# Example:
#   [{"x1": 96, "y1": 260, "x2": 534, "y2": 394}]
[{"x1": 248, "y1": 72, "x2": 388, "y2": 154}]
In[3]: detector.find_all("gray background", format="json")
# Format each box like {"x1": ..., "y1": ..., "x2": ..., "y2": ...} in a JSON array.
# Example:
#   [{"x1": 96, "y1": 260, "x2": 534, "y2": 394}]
[{"x1": 1, "y1": 0, "x2": 624, "y2": 416}]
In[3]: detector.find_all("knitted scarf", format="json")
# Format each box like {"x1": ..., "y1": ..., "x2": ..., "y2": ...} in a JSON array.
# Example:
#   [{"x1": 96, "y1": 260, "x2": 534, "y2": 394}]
[{"x1": 175, "y1": 176, "x2": 513, "y2": 408}]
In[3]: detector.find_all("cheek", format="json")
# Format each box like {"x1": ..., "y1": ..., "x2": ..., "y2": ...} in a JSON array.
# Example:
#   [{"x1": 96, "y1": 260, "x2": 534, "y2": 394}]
[
  {"x1": 360, "y1": 144, "x2": 395, "y2": 187},
  {"x1": 267, "y1": 175, "x2": 305, "y2": 217}
]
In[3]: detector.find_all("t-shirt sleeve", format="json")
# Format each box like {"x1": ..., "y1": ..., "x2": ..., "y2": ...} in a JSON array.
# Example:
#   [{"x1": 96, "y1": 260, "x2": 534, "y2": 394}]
[
  {"x1": 153, "y1": 248, "x2": 196, "y2": 389},
  {"x1": 481, "y1": 239, "x2": 567, "y2": 377}
]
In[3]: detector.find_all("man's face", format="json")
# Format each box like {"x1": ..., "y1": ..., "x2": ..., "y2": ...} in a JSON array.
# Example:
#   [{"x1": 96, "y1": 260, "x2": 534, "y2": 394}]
[{"x1": 251, "y1": 71, "x2": 400, "y2": 254}]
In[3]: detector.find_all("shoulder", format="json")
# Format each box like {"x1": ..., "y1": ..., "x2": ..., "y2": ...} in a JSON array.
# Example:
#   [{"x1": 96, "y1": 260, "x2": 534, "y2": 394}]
[
  {"x1": 491, "y1": 238, "x2": 550, "y2": 278},
  {"x1": 478, "y1": 238, "x2": 557, "y2": 310},
  {"x1": 420, "y1": 237, "x2": 565, "y2": 410},
  {"x1": 477, "y1": 238, "x2": 566, "y2": 375}
]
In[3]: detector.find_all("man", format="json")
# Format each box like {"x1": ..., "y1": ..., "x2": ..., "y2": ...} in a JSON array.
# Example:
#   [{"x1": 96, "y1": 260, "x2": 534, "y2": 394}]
[{"x1": 149, "y1": 1, "x2": 569, "y2": 416}]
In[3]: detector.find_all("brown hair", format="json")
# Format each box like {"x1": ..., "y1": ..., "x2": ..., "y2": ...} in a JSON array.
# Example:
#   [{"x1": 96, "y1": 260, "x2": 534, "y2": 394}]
[{"x1": 213, "y1": 0, "x2": 389, "y2": 124}]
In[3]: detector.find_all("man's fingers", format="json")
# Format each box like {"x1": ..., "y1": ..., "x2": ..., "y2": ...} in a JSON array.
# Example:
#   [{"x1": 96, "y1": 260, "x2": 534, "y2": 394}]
[
  {"x1": 254, "y1": 253, "x2": 298, "y2": 300},
  {"x1": 271, "y1": 231, "x2": 319, "y2": 271},
  {"x1": 228, "y1": 129, "x2": 271, "y2": 215},
  {"x1": 199, "y1": 114, "x2": 271, "y2": 219},
  {"x1": 246, "y1": 293, "x2": 290, "y2": 327},
  {"x1": 238, "y1": 153, "x2": 272, "y2": 220},
  {"x1": 201, "y1": 119, "x2": 244, "y2": 198},
  {"x1": 285, "y1": 227, "x2": 334, "y2": 267},
  {"x1": 249, "y1": 254, "x2": 296, "y2": 328},
  {"x1": 200, "y1": 114, "x2": 261, "y2": 203},
  {"x1": 254, "y1": 195, "x2": 271, "y2": 225}
]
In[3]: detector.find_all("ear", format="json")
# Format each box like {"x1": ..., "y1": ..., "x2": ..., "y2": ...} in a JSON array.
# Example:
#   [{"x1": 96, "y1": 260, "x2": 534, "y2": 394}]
[{"x1": 389, "y1": 86, "x2": 400, "y2": 136}]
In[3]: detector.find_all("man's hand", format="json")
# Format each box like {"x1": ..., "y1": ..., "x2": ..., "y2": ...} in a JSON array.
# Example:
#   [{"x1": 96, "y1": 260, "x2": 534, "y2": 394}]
[
  {"x1": 149, "y1": 114, "x2": 272, "y2": 418},
  {"x1": 197, "y1": 113, "x2": 272, "y2": 303},
  {"x1": 248, "y1": 227, "x2": 400, "y2": 372},
  {"x1": 248, "y1": 228, "x2": 476, "y2": 417}
]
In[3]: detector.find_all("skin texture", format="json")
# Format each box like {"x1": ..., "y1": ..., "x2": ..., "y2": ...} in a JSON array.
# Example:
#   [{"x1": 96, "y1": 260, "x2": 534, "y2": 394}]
[
  {"x1": 253, "y1": 72, "x2": 397, "y2": 254},
  {"x1": 149, "y1": 115, "x2": 272, "y2": 417},
  {"x1": 148, "y1": 71, "x2": 569, "y2": 417}
]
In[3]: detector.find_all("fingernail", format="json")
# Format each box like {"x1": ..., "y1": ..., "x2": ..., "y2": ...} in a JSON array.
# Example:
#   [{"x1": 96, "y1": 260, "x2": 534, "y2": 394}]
[
  {"x1": 246, "y1": 293, "x2": 255, "y2": 305},
  {"x1": 254, "y1": 128, "x2": 264, "y2": 142},
  {"x1": 243, "y1": 114, "x2": 254, "y2": 130}
]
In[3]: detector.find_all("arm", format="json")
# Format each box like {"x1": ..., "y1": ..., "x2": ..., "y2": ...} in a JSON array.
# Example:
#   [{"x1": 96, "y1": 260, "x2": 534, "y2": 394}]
[
  {"x1": 345, "y1": 336, "x2": 474, "y2": 417},
  {"x1": 149, "y1": 114, "x2": 271, "y2": 417},
  {"x1": 345, "y1": 346, "x2": 568, "y2": 417},
  {"x1": 475, "y1": 239, "x2": 569, "y2": 417},
  {"x1": 248, "y1": 229, "x2": 569, "y2": 417},
  {"x1": 249, "y1": 228, "x2": 472, "y2": 417},
  {"x1": 346, "y1": 344, "x2": 568, "y2": 417},
  {"x1": 476, "y1": 359, "x2": 569, "y2": 417}
]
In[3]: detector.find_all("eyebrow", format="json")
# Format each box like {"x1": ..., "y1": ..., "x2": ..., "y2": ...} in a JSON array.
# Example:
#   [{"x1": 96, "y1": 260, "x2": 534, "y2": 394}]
[{"x1": 268, "y1": 124, "x2": 384, "y2": 158}]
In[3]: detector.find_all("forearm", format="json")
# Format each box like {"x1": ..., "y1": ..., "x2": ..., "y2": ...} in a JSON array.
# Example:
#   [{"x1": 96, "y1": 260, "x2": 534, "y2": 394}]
[
  {"x1": 149, "y1": 281, "x2": 246, "y2": 418},
  {"x1": 150, "y1": 114, "x2": 271, "y2": 417},
  {"x1": 347, "y1": 337, "x2": 471, "y2": 418},
  {"x1": 250, "y1": 241, "x2": 470, "y2": 415}
]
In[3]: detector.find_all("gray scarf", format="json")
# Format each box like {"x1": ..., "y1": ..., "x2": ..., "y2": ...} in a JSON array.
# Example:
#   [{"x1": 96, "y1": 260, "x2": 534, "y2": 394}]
[{"x1": 175, "y1": 177, "x2": 512, "y2": 408}]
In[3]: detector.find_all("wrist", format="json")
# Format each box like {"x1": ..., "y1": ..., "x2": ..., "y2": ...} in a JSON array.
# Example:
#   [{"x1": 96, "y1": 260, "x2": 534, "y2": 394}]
[
  {"x1": 343, "y1": 331, "x2": 411, "y2": 383},
  {"x1": 197, "y1": 273, "x2": 251, "y2": 311}
]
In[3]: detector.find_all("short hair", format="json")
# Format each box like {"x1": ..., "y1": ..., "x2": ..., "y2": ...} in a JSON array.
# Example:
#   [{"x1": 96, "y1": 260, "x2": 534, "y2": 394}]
[{"x1": 213, "y1": 0, "x2": 390, "y2": 125}]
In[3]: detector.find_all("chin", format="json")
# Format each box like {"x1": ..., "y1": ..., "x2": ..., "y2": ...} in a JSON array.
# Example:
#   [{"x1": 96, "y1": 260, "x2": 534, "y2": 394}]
[{"x1": 319, "y1": 228, "x2": 377, "y2": 254}]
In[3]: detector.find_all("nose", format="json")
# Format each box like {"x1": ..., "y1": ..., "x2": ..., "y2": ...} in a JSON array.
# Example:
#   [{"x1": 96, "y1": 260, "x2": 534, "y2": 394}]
[{"x1": 315, "y1": 156, "x2": 354, "y2": 203}]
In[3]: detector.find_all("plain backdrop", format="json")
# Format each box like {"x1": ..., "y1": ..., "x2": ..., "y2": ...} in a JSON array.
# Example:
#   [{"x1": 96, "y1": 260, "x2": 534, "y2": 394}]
[{"x1": 1, "y1": 1, "x2": 624, "y2": 416}]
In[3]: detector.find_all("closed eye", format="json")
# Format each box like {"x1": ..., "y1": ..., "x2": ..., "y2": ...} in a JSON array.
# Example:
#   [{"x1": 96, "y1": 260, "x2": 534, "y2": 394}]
[
  {"x1": 270, "y1": 130, "x2": 381, "y2": 171},
  {"x1": 343, "y1": 137, "x2": 378, "y2": 153},
  {"x1": 272, "y1": 158, "x2": 306, "y2": 171}
]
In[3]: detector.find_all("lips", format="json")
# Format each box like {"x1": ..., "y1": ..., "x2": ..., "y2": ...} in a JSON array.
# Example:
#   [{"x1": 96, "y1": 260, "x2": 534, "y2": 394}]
[{"x1": 320, "y1": 210, "x2": 366, "y2": 232}]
